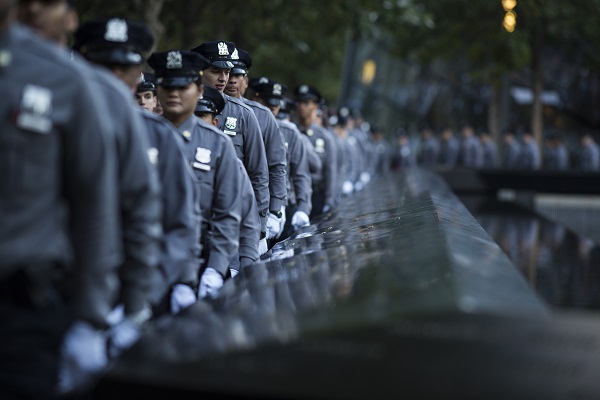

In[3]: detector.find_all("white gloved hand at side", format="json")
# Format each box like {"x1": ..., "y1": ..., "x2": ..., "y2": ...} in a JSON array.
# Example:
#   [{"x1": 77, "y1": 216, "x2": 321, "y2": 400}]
[
  {"x1": 265, "y1": 212, "x2": 282, "y2": 239},
  {"x1": 170, "y1": 283, "x2": 197, "y2": 314},
  {"x1": 58, "y1": 320, "x2": 108, "y2": 395},
  {"x1": 360, "y1": 172, "x2": 371, "y2": 184},
  {"x1": 258, "y1": 237, "x2": 269, "y2": 255},
  {"x1": 198, "y1": 267, "x2": 224, "y2": 299},
  {"x1": 342, "y1": 180, "x2": 354, "y2": 195},
  {"x1": 291, "y1": 210, "x2": 310, "y2": 230}
]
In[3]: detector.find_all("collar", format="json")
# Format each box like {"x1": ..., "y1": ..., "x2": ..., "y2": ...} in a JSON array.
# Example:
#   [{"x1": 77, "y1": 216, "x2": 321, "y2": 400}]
[{"x1": 177, "y1": 114, "x2": 200, "y2": 142}]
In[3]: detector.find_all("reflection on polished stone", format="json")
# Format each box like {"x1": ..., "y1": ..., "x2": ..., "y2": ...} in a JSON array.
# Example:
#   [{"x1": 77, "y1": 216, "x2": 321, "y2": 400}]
[
  {"x1": 96, "y1": 169, "x2": 600, "y2": 399},
  {"x1": 464, "y1": 195, "x2": 600, "y2": 311}
]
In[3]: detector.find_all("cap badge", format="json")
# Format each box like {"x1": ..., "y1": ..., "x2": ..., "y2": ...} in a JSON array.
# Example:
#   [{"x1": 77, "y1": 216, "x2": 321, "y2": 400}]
[
  {"x1": 218, "y1": 42, "x2": 229, "y2": 56},
  {"x1": 259, "y1": 77, "x2": 269, "y2": 84},
  {"x1": 104, "y1": 18, "x2": 128, "y2": 42},
  {"x1": 299, "y1": 85, "x2": 309, "y2": 94},
  {"x1": 273, "y1": 84, "x2": 282, "y2": 96},
  {"x1": 166, "y1": 51, "x2": 182, "y2": 69},
  {"x1": 137, "y1": 72, "x2": 145, "y2": 84},
  {"x1": 231, "y1": 49, "x2": 239, "y2": 60},
  {"x1": 225, "y1": 117, "x2": 237, "y2": 130}
]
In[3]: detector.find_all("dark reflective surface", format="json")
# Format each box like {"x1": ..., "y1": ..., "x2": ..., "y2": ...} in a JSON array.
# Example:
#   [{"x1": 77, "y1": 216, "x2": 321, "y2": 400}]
[
  {"x1": 462, "y1": 195, "x2": 600, "y2": 312},
  {"x1": 96, "y1": 169, "x2": 600, "y2": 399}
]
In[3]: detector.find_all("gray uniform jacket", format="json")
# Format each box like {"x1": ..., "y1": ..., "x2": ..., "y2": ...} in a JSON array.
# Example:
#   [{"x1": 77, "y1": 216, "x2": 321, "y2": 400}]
[
  {"x1": 578, "y1": 143, "x2": 600, "y2": 171},
  {"x1": 139, "y1": 111, "x2": 202, "y2": 301},
  {"x1": 218, "y1": 94, "x2": 269, "y2": 229},
  {"x1": 278, "y1": 120, "x2": 312, "y2": 215},
  {"x1": 243, "y1": 98, "x2": 287, "y2": 212},
  {"x1": 91, "y1": 67, "x2": 163, "y2": 316},
  {"x1": 418, "y1": 137, "x2": 440, "y2": 167},
  {"x1": 236, "y1": 158, "x2": 260, "y2": 268},
  {"x1": 503, "y1": 141, "x2": 521, "y2": 169},
  {"x1": 177, "y1": 115, "x2": 242, "y2": 277},
  {"x1": 438, "y1": 137, "x2": 460, "y2": 166},
  {"x1": 0, "y1": 25, "x2": 120, "y2": 325},
  {"x1": 458, "y1": 136, "x2": 483, "y2": 168},
  {"x1": 301, "y1": 123, "x2": 338, "y2": 208},
  {"x1": 519, "y1": 141, "x2": 541, "y2": 170}
]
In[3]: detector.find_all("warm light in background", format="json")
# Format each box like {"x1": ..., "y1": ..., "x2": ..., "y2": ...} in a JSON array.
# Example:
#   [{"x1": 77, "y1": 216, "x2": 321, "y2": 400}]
[
  {"x1": 502, "y1": 0, "x2": 517, "y2": 11},
  {"x1": 502, "y1": 0, "x2": 517, "y2": 32},
  {"x1": 503, "y1": 10, "x2": 517, "y2": 32},
  {"x1": 361, "y1": 59, "x2": 376, "y2": 85}
]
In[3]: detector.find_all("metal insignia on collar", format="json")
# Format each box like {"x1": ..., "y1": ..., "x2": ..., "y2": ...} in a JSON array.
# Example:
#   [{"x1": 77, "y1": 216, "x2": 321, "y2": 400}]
[
  {"x1": 0, "y1": 50, "x2": 11, "y2": 67},
  {"x1": 104, "y1": 18, "x2": 128, "y2": 43},
  {"x1": 225, "y1": 117, "x2": 237, "y2": 130},
  {"x1": 167, "y1": 51, "x2": 182, "y2": 69},
  {"x1": 218, "y1": 42, "x2": 229, "y2": 56}
]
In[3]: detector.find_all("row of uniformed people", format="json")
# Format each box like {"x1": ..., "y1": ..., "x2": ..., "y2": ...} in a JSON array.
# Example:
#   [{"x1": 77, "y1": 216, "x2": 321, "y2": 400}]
[{"x1": 4, "y1": 2, "x2": 382, "y2": 395}]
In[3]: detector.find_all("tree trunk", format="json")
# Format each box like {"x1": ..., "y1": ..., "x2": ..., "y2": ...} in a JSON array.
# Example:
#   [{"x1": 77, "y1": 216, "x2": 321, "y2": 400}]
[{"x1": 530, "y1": 9, "x2": 544, "y2": 153}]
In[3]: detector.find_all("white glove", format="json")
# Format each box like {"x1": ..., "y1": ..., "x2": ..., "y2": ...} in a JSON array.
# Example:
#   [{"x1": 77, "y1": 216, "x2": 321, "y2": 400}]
[
  {"x1": 322, "y1": 204, "x2": 332, "y2": 214},
  {"x1": 198, "y1": 267, "x2": 224, "y2": 299},
  {"x1": 277, "y1": 206, "x2": 287, "y2": 238},
  {"x1": 266, "y1": 212, "x2": 282, "y2": 239},
  {"x1": 291, "y1": 210, "x2": 310, "y2": 230},
  {"x1": 230, "y1": 268, "x2": 239, "y2": 278},
  {"x1": 360, "y1": 172, "x2": 371, "y2": 184},
  {"x1": 258, "y1": 237, "x2": 269, "y2": 255},
  {"x1": 58, "y1": 321, "x2": 108, "y2": 395},
  {"x1": 170, "y1": 283, "x2": 197, "y2": 314},
  {"x1": 354, "y1": 181, "x2": 364, "y2": 192},
  {"x1": 108, "y1": 317, "x2": 142, "y2": 359},
  {"x1": 342, "y1": 180, "x2": 354, "y2": 195}
]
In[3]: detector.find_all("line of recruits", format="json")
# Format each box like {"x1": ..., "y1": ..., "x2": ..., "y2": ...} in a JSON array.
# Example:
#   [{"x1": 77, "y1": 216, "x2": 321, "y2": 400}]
[{"x1": 2, "y1": 2, "x2": 387, "y2": 397}]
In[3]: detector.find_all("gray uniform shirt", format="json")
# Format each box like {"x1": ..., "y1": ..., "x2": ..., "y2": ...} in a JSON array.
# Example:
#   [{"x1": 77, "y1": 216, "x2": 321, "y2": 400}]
[
  {"x1": 278, "y1": 119, "x2": 312, "y2": 215},
  {"x1": 0, "y1": 26, "x2": 120, "y2": 325},
  {"x1": 139, "y1": 111, "x2": 201, "y2": 301},
  {"x1": 243, "y1": 98, "x2": 287, "y2": 212},
  {"x1": 236, "y1": 158, "x2": 260, "y2": 267},
  {"x1": 90, "y1": 67, "x2": 163, "y2": 316},
  {"x1": 300, "y1": 123, "x2": 338, "y2": 208},
  {"x1": 177, "y1": 115, "x2": 242, "y2": 277},
  {"x1": 218, "y1": 95, "x2": 269, "y2": 230}
]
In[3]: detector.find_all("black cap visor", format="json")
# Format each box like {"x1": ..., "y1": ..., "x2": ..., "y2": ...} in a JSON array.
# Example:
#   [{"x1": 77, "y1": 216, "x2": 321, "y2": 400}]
[
  {"x1": 231, "y1": 67, "x2": 248, "y2": 75},
  {"x1": 156, "y1": 75, "x2": 199, "y2": 88},
  {"x1": 210, "y1": 60, "x2": 234, "y2": 69},
  {"x1": 85, "y1": 47, "x2": 144, "y2": 65}
]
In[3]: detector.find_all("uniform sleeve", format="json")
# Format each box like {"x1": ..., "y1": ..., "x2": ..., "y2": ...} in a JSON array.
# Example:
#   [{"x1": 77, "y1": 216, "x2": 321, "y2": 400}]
[
  {"x1": 115, "y1": 99, "x2": 162, "y2": 316},
  {"x1": 323, "y1": 131, "x2": 338, "y2": 208},
  {"x1": 207, "y1": 139, "x2": 242, "y2": 276},
  {"x1": 64, "y1": 74, "x2": 120, "y2": 327},
  {"x1": 243, "y1": 109, "x2": 270, "y2": 229},
  {"x1": 288, "y1": 130, "x2": 313, "y2": 215},
  {"x1": 238, "y1": 161, "x2": 260, "y2": 265},
  {"x1": 260, "y1": 110, "x2": 288, "y2": 211},
  {"x1": 151, "y1": 118, "x2": 201, "y2": 296},
  {"x1": 301, "y1": 133, "x2": 323, "y2": 175}
]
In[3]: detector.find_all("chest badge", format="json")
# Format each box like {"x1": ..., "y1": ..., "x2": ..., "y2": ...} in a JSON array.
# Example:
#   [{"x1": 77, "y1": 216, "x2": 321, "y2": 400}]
[
  {"x1": 192, "y1": 147, "x2": 212, "y2": 171},
  {"x1": 16, "y1": 84, "x2": 53, "y2": 134}
]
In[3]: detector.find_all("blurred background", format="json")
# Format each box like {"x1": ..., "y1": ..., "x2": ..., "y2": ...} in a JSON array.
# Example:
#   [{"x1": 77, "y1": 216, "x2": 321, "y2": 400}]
[{"x1": 77, "y1": 0, "x2": 600, "y2": 150}]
